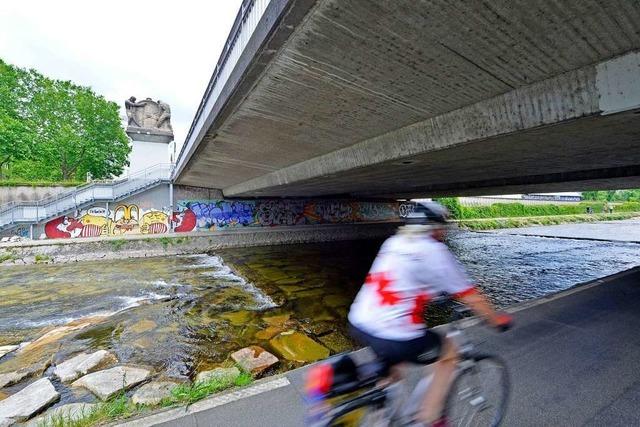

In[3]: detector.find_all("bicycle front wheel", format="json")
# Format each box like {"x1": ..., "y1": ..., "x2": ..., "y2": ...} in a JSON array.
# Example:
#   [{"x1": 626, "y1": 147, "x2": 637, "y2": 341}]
[{"x1": 445, "y1": 354, "x2": 510, "y2": 427}]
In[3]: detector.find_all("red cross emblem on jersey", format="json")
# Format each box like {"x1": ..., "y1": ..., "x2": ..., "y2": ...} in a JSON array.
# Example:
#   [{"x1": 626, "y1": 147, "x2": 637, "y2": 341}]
[{"x1": 365, "y1": 272, "x2": 401, "y2": 306}]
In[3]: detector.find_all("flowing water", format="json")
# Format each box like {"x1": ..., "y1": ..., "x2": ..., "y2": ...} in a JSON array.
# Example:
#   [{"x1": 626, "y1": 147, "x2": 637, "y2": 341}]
[{"x1": 1, "y1": 230, "x2": 639, "y2": 403}]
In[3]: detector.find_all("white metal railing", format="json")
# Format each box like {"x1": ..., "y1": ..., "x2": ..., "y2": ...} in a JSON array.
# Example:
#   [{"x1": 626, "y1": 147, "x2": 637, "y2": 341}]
[
  {"x1": 0, "y1": 164, "x2": 172, "y2": 229},
  {"x1": 174, "y1": 0, "x2": 272, "y2": 180}
]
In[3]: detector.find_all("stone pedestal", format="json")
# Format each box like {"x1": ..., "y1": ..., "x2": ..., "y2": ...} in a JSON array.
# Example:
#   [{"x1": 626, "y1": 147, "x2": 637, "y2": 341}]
[{"x1": 126, "y1": 126, "x2": 174, "y2": 144}]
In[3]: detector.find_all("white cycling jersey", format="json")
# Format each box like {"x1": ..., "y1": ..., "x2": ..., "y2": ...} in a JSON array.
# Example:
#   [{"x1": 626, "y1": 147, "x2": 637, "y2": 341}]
[{"x1": 348, "y1": 233, "x2": 475, "y2": 340}]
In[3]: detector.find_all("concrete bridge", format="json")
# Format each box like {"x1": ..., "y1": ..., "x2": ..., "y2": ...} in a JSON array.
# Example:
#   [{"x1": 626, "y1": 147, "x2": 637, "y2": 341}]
[{"x1": 174, "y1": 0, "x2": 640, "y2": 199}]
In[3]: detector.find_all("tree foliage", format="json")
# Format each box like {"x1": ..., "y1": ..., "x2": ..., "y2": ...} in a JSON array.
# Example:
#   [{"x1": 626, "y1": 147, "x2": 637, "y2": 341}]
[
  {"x1": 582, "y1": 189, "x2": 640, "y2": 202},
  {"x1": 0, "y1": 59, "x2": 130, "y2": 180}
]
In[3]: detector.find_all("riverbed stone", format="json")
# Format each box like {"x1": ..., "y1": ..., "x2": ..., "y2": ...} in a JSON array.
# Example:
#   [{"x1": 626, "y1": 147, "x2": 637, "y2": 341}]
[
  {"x1": 230, "y1": 346, "x2": 278, "y2": 375},
  {"x1": 301, "y1": 321, "x2": 335, "y2": 336},
  {"x1": 53, "y1": 350, "x2": 117, "y2": 382},
  {"x1": 72, "y1": 366, "x2": 151, "y2": 400},
  {"x1": 318, "y1": 331, "x2": 353, "y2": 353},
  {"x1": 262, "y1": 313, "x2": 291, "y2": 327},
  {"x1": 195, "y1": 367, "x2": 240, "y2": 384},
  {"x1": 220, "y1": 310, "x2": 253, "y2": 326},
  {"x1": 128, "y1": 319, "x2": 158, "y2": 334},
  {"x1": 255, "y1": 326, "x2": 284, "y2": 340},
  {"x1": 24, "y1": 402, "x2": 97, "y2": 427},
  {"x1": 131, "y1": 381, "x2": 178, "y2": 405},
  {"x1": 0, "y1": 370, "x2": 30, "y2": 389},
  {"x1": 0, "y1": 346, "x2": 18, "y2": 361},
  {"x1": 0, "y1": 378, "x2": 60, "y2": 422},
  {"x1": 269, "y1": 331, "x2": 330, "y2": 362}
]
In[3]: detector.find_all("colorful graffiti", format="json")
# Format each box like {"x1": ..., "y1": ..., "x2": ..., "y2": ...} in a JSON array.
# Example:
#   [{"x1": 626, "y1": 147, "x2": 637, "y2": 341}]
[
  {"x1": 177, "y1": 199, "x2": 399, "y2": 231},
  {"x1": 172, "y1": 207, "x2": 197, "y2": 232},
  {"x1": 44, "y1": 204, "x2": 196, "y2": 239},
  {"x1": 43, "y1": 199, "x2": 397, "y2": 239}
]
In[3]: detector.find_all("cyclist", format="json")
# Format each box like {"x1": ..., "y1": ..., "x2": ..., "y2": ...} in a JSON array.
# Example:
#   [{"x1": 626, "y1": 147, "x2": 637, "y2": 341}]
[{"x1": 347, "y1": 201, "x2": 513, "y2": 426}]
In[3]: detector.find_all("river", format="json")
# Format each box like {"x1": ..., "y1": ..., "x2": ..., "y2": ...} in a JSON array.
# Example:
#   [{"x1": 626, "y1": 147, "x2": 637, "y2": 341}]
[{"x1": 1, "y1": 229, "x2": 639, "y2": 402}]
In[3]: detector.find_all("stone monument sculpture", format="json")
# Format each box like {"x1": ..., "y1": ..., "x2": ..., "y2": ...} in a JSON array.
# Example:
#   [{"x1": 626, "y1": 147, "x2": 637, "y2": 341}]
[{"x1": 125, "y1": 96, "x2": 173, "y2": 143}]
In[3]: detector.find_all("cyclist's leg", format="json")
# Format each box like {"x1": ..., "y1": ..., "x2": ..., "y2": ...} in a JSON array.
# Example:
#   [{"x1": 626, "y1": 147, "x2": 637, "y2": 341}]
[{"x1": 417, "y1": 336, "x2": 459, "y2": 424}]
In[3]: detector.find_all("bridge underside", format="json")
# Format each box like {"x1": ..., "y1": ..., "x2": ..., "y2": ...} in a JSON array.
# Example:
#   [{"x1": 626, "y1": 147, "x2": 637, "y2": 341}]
[{"x1": 175, "y1": 0, "x2": 640, "y2": 198}]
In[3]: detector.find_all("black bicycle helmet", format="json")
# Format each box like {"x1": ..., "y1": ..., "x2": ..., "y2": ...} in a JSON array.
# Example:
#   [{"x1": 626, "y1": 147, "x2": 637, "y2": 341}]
[{"x1": 404, "y1": 201, "x2": 449, "y2": 225}]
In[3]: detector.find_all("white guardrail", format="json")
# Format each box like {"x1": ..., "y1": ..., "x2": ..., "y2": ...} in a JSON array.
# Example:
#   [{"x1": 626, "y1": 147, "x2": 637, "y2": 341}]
[
  {"x1": 174, "y1": 0, "x2": 272, "y2": 180},
  {"x1": 0, "y1": 164, "x2": 173, "y2": 228}
]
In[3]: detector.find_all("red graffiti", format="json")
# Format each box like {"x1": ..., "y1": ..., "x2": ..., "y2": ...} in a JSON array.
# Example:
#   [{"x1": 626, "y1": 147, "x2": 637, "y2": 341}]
[
  {"x1": 45, "y1": 216, "x2": 82, "y2": 239},
  {"x1": 172, "y1": 208, "x2": 196, "y2": 233}
]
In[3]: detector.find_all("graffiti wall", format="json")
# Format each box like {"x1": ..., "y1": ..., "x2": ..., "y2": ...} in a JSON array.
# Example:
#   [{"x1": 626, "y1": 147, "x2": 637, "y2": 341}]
[
  {"x1": 44, "y1": 204, "x2": 196, "y2": 239},
  {"x1": 43, "y1": 199, "x2": 399, "y2": 239},
  {"x1": 177, "y1": 199, "x2": 400, "y2": 231}
]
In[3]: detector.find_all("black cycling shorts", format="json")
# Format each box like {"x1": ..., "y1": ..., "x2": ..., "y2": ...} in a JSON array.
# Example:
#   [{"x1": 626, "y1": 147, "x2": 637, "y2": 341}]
[{"x1": 348, "y1": 322, "x2": 443, "y2": 366}]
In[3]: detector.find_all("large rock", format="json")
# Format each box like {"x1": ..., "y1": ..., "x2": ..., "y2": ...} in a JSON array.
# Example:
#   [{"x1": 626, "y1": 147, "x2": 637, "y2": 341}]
[
  {"x1": 269, "y1": 331, "x2": 330, "y2": 362},
  {"x1": 53, "y1": 350, "x2": 116, "y2": 382},
  {"x1": 195, "y1": 367, "x2": 240, "y2": 384},
  {"x1": 0, "y1": 378, "x2": 60, "y2": 422},
  {"x1": 72, "y1": 366, "x2": 151, "y2": 400},
  {"x1": 230, "y1": 346, "x2": 278, "y2": 375},
  {"x1": 0, "y1": 371, "x2": 30, "y2": 389},
  {"x1": 131, "y1": 381, "x2": 178, "y2": 406},
  {"x1": 318, "y1": 331, "x2": 353, "y2": 353},
  {"x1": 24, "y1": 403, "x2": 97, "y2": 427},
  {"x1": 0, "y1": 346, "x2": 18, "y2": 361}
]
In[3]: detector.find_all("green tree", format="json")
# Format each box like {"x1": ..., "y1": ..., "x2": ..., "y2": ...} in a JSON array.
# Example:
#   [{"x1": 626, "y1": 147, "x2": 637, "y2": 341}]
[
  {"x1": 0, "y1": 59, "x2": 130, "y2": 181},
  {"x1": 0, "y1": 60, "x2": 35, "y2": 173}
]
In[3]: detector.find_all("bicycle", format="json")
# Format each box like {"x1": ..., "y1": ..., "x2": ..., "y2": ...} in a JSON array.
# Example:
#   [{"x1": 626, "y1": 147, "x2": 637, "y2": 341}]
[{"x1": 304, "y1": 297, "x2": 510, "y2": 427}]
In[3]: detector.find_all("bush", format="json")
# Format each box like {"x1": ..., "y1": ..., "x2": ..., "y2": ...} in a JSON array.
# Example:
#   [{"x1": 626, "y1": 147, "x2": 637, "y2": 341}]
[
  {"x1": 456, "y1": 201, "x2": 618, "y2": 219},
  {"x1": 434, "y1": 197, "x2": 463, "y2": 219}
]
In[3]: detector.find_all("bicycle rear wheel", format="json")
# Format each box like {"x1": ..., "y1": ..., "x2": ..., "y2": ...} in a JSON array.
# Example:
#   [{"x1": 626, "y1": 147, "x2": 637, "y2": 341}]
[{"x1": 445, "y1": 354, "x2": 510, "y2": 427}]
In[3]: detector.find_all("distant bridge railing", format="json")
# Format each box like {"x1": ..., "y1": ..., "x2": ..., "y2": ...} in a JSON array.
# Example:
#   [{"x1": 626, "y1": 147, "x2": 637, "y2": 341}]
[
  {"x1": 174, "y1": 0, "x2": 272, "y2": 180},
  {"x1": 0, "y1": 164, "x2": 173, "y2": 229}
]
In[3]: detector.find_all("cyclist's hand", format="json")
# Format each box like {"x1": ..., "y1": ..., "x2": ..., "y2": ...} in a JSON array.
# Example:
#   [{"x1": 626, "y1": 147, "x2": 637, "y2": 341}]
[{"x1": 493, "y1": 313, "x2": 514, "y2": 332}]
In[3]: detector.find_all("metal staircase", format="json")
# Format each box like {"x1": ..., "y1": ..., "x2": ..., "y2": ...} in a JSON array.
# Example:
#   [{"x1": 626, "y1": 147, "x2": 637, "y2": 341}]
[{"x1": 0, "y1": 164, "x2": 173, "y2": 233}]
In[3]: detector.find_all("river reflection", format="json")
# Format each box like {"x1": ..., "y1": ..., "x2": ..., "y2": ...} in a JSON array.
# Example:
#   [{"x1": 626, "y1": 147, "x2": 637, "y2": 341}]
[{"x1": 0, "y1": 230, "x2": 639, "y2": 402}]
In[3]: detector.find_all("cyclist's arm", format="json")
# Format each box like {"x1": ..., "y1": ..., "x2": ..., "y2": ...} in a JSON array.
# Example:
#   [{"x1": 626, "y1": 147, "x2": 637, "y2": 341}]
[
  {"x1": 455, "y1": 288, "x2": 506, "y2": 328},
  {"x1": 427, "y1": 247, "x2": 511, "y2": 329}
]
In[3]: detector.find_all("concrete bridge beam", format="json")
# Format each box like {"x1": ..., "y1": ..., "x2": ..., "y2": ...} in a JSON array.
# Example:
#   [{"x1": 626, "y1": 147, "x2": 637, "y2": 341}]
[{"x1": 223, "y1": 52, "x2": 640, "y2": 198}]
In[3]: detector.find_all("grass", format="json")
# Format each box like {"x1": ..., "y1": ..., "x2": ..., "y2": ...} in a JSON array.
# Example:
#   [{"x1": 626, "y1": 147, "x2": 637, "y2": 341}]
[
  {"x1": 457, "y1": 212, "x2": 638, "y2": 231},
  {"x1": 40, "y1": 393, "x2": 138, "y2": 427},
  {"x1": 34, "y1": 254, "x2": 52, "y2": 263},
  {"x1": 158, "y1": 236, "x2": 171, "y2": 249},
  {"x1": 108, "y1": 239, "x2": 127, "y2": 251},
  {"x1": 38, "y1": 371, "x2": 253, "y2": 427},
  {"x1": 0, "y1": 252, "x2": 17, "y2": 263},
  {"x1": 164, "y1": 371, "x2": 253, "y2": 406}
]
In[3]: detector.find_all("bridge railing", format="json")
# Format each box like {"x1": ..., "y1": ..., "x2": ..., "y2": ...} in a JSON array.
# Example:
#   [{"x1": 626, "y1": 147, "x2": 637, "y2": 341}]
[
  {"x1": 0, "y1": 164, "x2": 173, "y2": 228},
  {"x1": 174, "y1": 0, "x2": 272, "y2": 180}
]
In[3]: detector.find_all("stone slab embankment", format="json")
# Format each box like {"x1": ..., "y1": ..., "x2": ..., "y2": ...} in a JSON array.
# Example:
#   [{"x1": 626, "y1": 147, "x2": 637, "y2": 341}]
[{"x1": 0, "y1": 222, "x2": 399, "y2": 267}]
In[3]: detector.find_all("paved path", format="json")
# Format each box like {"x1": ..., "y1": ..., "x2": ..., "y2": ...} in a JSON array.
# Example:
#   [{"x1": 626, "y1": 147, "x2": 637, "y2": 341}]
[
  {"x1": 124, "y1": 267, "x2": 640, "y2": 427},
  {"x1": 490, "y1": 219, "x2": 640, "y2": 243}
]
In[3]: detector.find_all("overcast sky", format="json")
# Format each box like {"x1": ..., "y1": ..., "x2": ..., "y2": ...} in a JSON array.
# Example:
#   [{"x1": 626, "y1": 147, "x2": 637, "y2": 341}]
[{"x1": 0, "y1": 0, "x2": 243, "y2": 152}]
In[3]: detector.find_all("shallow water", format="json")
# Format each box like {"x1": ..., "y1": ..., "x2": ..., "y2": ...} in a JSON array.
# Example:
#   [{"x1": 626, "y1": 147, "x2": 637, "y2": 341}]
[{"x1": 0, "y1": 230, "x2": 639, "y2": 399}]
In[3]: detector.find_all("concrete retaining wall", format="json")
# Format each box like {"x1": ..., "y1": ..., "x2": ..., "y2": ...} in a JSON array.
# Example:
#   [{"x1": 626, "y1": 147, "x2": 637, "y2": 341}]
[{"x1": 0, "y1": 186, "x2": 70, "y2": 204}]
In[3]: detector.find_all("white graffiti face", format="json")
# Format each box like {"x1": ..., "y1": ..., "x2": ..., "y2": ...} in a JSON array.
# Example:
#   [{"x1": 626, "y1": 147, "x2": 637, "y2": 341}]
[{"x1": 399, "y1": 203, "x2": 415, "y2": 218}]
